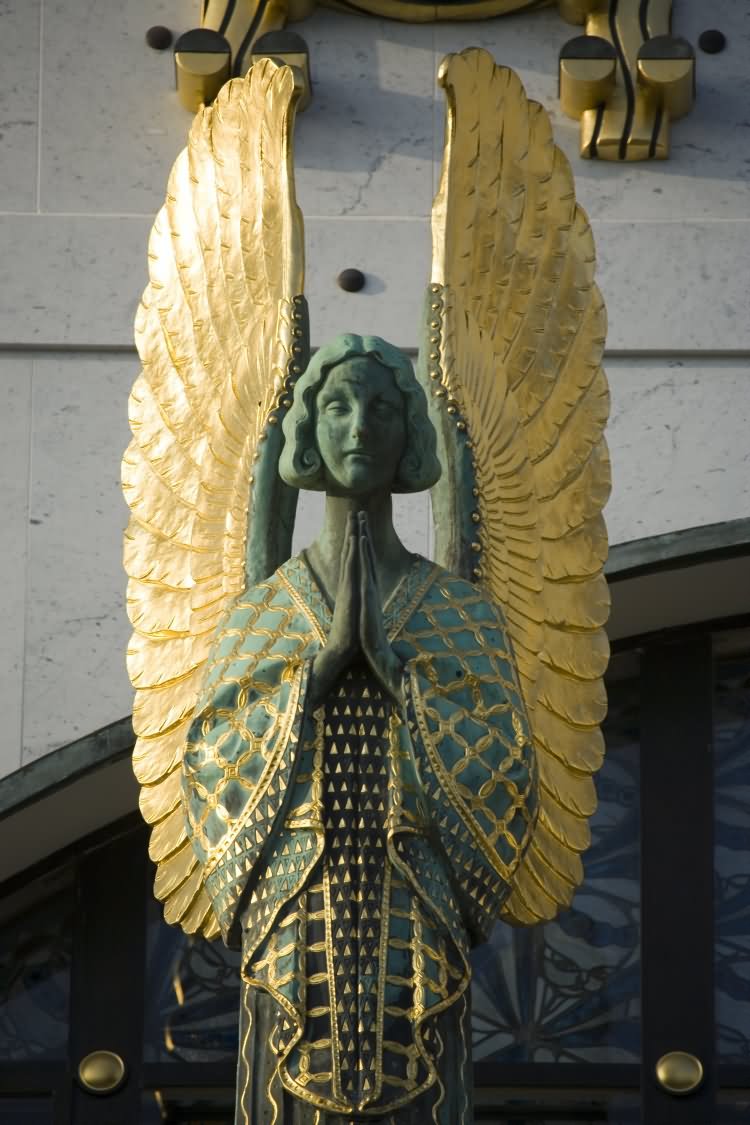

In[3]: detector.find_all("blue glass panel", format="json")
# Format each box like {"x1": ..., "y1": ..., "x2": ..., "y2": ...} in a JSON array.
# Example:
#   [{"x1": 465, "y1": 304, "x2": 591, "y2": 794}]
[
  {"x1": 142, "y1": 1090, "x2": 235, "y2": 1123},
  {"x1": 474, "y1": 1092, "x2": 640, "y2": 1123},
  {"x1": 0, "y1": 868, "x2": 73, "y2": 1061},
  {"x1": 714, "y1": 649, "x2": 750, "y2": 1062},
  {"x1": 0, "y1": 1100, "x2": 52, "y2": 1124},
  {"x1": 471, "y1": 671, "x2": 641, "y2": 1063},
  {"x1": 144, "y1": 896, "x2": 240, "y2": 1063},
  {"x1": 717, "y1": 1086, "x2": 750, "y2": 1124}
]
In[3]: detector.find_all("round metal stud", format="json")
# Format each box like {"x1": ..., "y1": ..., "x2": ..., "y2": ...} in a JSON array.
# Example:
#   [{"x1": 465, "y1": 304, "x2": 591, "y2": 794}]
[
  {"x1": 655, "y1": 1051, "x2": 704, "y2": 1095},
  {"x1": 77, "y1": 1050, "x2": 126, "y2": 1095},
  {"x1": 146, "y1": 25, "x2": 173, "y2": 50},
  {"x1": 337, "y1": 268, "x2": 365, "y2": 292},
  {"x1": 698, "y1": 29, "x2": 726, "y2": 53}
]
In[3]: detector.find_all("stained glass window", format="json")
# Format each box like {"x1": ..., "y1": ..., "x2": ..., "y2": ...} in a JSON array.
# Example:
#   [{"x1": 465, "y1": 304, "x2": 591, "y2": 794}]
[
  {"x1": 142, "y1": 1090, "x2": 235, "y2": 1124},
  {"x1": 0, "y1": 1100, "x2": 53, "y2": 1124},
  {"x1": 714, "y1": 639, "x2": 750, "y2": 1063},
  {"x1": 0, "y1": 866, "x2": 73, "y2": 1061},
  {"x1": 717, "y1": 1089, "x2": 750, "y2": 1124},
  {"x1": 471, "y1": 657, "x2": 641, "y2": 1063},
  {"x1": 144, "y1": 894, "x2": 241, "y2": 1063},
  {"x1": 474, "y1": 1090, "x2": 641, "y2": 1123}
]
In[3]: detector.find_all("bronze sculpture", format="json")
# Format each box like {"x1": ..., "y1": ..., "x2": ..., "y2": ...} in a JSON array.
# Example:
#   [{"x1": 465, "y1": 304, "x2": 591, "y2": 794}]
[{"x1": 123, "y1": 50, "x2": 610, "y2": 1122}]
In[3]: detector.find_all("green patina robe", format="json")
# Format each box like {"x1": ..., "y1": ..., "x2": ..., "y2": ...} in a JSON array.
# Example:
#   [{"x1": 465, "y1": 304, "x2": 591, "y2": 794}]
[{"x1": 183, "y1": 554, "x2": 537, "y2": 1121}]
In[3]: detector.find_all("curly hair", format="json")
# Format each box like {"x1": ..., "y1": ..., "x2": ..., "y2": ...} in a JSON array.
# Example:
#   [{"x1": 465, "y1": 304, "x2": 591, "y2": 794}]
[{"x1": 278, "y1": 333, "x2": 442, "y2": 493}]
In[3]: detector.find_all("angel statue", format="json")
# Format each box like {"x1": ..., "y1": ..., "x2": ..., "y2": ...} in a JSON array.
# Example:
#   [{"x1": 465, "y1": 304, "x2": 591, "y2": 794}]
[{"x1": 123, "y1": 49, "x2": 610, "y2": 1123}]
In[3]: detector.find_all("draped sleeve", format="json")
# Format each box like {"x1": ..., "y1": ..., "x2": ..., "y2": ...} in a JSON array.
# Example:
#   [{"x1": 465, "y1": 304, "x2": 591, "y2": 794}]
[
  {"x1": 182, "y1": 559, "x2": 539, "y2": 954},
  {"x1": 393, "y1": 570, "x2": 539, "y2": 943},
  {"x1": 182, "y1": 571, "x2": 323, "y2": 947}
]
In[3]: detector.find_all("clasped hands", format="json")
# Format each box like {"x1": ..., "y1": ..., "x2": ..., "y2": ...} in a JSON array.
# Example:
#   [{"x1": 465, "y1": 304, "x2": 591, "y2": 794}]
[{"x1": 309, "y1": 512, "x2": 404, "y2": 707}]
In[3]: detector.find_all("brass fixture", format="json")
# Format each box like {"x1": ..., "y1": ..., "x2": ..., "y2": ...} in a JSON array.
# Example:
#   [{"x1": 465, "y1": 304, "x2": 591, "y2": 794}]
[
  {"x1": 655, "y1": 1051, "x2": 704, "y2": 1096},
  {"x1": 77, "y1": 1050, "x2": 127, "y2": 1095}
]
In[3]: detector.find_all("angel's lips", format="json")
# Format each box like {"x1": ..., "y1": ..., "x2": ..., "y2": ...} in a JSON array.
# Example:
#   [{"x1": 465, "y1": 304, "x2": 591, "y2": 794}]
[{"x1": 343, "y1": 450, "x2": 375, "y2": 460}]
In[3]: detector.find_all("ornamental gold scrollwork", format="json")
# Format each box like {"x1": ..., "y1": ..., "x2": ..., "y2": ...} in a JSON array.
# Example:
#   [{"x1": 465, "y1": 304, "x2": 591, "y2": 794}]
[
  {"x1": 171, "y1": 0, "x2": 695, "y2": 161},
  {"x1": 559, "y1": 0, "x2": 695, "y2": 159}
]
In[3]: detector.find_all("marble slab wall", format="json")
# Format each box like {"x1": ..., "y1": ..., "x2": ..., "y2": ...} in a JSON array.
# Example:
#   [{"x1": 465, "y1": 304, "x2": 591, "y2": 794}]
[
  {"x1": 0, "y1": 359, "x2": 32, "y2": 779},
  {"x1": 0, "y1": 0, "x2": 747, "y2": 775}
]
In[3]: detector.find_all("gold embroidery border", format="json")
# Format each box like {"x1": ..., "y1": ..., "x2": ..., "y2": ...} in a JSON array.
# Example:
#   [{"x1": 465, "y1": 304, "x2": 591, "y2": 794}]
[
  {"x1": 202, "y1": 659, "x2": 306, "y2": 877},
  {"x1": 408, "y1": 661, "x2": 515, "y2": 884}
]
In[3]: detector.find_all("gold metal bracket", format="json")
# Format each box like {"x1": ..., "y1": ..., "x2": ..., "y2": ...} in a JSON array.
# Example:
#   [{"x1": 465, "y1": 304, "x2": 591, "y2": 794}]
[
  {"x1": 558, "y1": 0, "x2": 695, "y2": 159},
  {"x1": 169, "y1": 0, "x2": 696, "y2": 162},
  {"x1": 174, "y1": 0, "x2": 300, "y2": 111}
]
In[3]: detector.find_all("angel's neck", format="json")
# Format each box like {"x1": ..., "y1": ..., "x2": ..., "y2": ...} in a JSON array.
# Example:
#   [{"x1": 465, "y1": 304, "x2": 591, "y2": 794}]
[{"x1": 308, "y1": 493, "x2": 410, "y2": 602}]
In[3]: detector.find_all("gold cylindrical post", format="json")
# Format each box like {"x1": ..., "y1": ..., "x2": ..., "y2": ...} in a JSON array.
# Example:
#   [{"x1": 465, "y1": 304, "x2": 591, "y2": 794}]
[
  {"x1": 559, "y1": 35, "x2": 617, "y2": 119},
  {"x1": 174, "y1": 29, "x2": 232, "y2": 112},
  {"x1": 637, "y1": 36, "x2": 695, "y2": 121}
]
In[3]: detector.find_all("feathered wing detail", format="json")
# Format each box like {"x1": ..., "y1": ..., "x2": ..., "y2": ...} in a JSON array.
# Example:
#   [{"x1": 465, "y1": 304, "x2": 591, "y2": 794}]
[
  {"x1": 122, "y1": 60, "x2": 308, "y2": 937},
  {"x1": 423, "y1": 50, "x2": 611, "y2": 924}
]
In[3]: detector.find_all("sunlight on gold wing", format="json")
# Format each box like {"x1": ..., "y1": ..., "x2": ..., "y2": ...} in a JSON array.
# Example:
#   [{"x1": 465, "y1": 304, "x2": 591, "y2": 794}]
[
  {"x1": 123, "y1": 60, "x2": 305, "y2": 935},
  {"x1": 429, "y1": 49, "x2": 610, "y2": 923}
]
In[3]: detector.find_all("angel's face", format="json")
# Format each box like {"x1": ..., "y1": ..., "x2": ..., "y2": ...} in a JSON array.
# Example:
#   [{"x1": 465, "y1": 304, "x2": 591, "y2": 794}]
[{"x1": 315, "y1": 357, "x2": 406, "y2": 497}]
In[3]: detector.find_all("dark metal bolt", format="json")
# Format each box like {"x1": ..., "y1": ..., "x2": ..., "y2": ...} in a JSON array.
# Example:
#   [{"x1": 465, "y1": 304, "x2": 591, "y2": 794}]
[
  {"x1": 698, "y1": 29, "x2": 726, "y2": 54},
  {"x1": 337, "y1": 269, "x2": 366, "y2": 293},
  {"x1": 146, "y1": 25, "x2": 173, "y2": 51}
]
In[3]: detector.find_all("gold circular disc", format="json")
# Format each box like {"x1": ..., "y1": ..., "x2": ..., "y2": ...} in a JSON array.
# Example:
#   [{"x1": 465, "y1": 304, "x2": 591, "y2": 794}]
[
  {"x1": 655, "y1": 1051, "x2": 704, "y2": 1095},
  {"x1": 77, "y1": 1050, "x2": 127, "y2": 1094}
]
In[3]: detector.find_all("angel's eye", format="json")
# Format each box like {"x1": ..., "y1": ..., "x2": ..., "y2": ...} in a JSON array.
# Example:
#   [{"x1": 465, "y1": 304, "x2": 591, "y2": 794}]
[{"x1": 323, "y1": 401, "x2": 349, "y2": 416}]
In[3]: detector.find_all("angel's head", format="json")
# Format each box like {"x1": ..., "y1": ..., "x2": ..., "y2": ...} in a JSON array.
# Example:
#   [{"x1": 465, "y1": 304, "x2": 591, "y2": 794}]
[{"x1": 279, "y1": 334, "x2": 441, "y2": 497}]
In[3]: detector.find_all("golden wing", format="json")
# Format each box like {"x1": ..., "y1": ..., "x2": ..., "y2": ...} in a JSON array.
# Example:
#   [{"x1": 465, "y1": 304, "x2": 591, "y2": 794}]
[
  {"x1": 122, "y1": 60, "x2": 308, "y2": 937},
  {"x1": 423, "y1": 49, "x2": 610, "y2": 924}
]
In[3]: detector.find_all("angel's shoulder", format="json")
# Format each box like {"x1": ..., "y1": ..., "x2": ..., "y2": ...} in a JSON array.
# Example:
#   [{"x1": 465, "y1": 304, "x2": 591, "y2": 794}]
[
  {"x1": 217, "y1": 570, "x2": 292, "y2": 631},
  {"x1": 423, "y1": 565, "x2": 504, "y2": 622}
]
